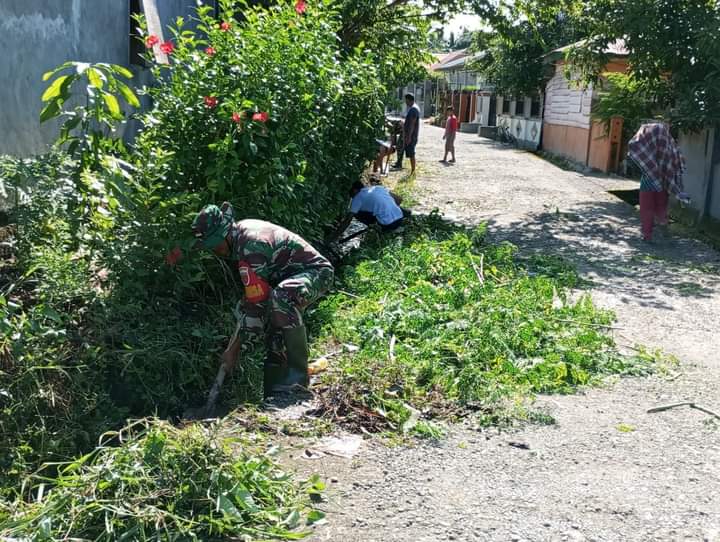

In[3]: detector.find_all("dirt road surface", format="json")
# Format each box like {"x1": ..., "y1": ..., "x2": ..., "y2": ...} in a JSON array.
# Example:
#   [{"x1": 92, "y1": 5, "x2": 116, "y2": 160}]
[{"x1": 295, "y1": 125, "x2": 720, "y2": 542}]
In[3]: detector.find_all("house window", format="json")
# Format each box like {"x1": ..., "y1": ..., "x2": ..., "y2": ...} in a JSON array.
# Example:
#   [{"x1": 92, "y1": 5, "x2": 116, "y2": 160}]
[
  {"x1": 515, "y1": 98, "x2": 525, "y2": 117},
  {"x1": 530, "y1": 96, "x2": 542, "y2": 117},
  {"x1": 502, "y1": 98, "x2": 510, "y2": 114}
]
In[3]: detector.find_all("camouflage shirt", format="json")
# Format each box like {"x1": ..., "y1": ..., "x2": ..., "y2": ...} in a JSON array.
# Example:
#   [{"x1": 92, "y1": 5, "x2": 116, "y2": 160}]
[{"x1": 228, "y1": 219, "x2": 332, "y2": 305}]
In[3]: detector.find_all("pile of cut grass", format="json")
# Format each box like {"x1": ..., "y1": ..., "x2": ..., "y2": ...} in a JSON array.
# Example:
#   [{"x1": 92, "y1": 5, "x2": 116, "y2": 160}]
[
  {"x1": 309, "y1": 213, "x2": 657, "y2": 432},
  {"x1": 0, "y1": 419, "x2": 324, "y2": 541}
]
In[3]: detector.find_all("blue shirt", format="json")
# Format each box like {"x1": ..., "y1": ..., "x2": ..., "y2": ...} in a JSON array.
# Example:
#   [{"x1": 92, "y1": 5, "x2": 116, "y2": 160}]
[{"x1": 351, "y1": 186, "x2": 403, "y2": 226}]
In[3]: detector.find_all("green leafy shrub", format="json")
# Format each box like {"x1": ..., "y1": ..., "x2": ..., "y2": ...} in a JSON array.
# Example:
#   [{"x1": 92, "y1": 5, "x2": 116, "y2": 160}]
[
  {"x1": 134, "y1": 0, "x2": 384, "y2": 241},
  {"x1": 1, "y1": 0, "x2": 384, "y2": 490},
  {"x1": 0, "y1": 420, "x2": 324, "y2": 540},
  {"x1": 591, "y1": 72, "x2": 657, "y2": 143}
]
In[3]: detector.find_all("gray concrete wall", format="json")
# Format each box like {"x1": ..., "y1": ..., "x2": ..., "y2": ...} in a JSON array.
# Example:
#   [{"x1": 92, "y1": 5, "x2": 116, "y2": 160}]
[
  {"x1": 678, "y1": 128, "x2": 720, "y2": 221},
  {"x1": 0, "y1": 0, "x2": 200, "y2": 157}
]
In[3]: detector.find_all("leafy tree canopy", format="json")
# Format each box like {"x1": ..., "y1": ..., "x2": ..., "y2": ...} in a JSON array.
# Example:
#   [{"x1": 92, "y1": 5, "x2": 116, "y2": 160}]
[
  {"x1": 333, "y1": 0, "x2": 467, "y2": 89},
  {"x1": 567, "y1": 0, "x2": 720, "y2": 132},
  {"x1": 468, "y1": 0, "x2": 588, "y2": 97}
]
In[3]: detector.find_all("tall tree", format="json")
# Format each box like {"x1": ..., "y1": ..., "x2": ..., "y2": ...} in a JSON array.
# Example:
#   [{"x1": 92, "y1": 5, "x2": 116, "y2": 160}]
[
  {"x1": 469, "y1": 0, "x2": 588, "y2": 96},
  {"x1": 567, "y1": 0, "x2": 720, "y2": 131},
  {"x1": 333, "y1": 0, "x2": 463, "y2": 90},
  {"x1": 452, "y1": 27, "x2": 474, "y2": 50},
  {"x1": 428, "y1": 27, "x2": 449, "y2": 52}
]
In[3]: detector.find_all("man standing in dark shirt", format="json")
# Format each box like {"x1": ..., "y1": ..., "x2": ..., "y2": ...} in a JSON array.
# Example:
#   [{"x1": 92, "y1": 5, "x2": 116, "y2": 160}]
[{"x1": 392, "y1": 93, "x2": 421, "y2": 175}]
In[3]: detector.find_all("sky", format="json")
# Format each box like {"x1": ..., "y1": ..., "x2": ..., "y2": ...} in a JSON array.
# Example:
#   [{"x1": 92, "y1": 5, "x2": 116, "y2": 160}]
[{"x1": 439, "y1": 13, "x2": 484, "y2": 38}]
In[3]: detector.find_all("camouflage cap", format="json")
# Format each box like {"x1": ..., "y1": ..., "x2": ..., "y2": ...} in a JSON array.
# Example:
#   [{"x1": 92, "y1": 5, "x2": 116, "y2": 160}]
[{"x1": 192, "y1": 203, "x2": 233, "y2": 249}]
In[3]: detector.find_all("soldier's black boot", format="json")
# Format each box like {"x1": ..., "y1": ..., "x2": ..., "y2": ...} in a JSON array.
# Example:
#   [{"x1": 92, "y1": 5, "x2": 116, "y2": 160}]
[
  {"x1": 271, "y1": 325, "x2": 309, "y2": 392},
  {"x1": 264, "y1": 350, "x2": 288, "y2": 398},
  {"x1": 264, "y1": 331, "x2": 288, "y2": 398}
]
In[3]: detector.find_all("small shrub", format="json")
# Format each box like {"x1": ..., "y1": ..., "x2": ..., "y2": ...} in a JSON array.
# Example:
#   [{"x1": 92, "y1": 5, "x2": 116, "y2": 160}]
[
  {"x1": 310, "y1": 215, "x2": 655, "y2": 430},
  {"x1": 0, "y1": 419, "x2": 323, "y2": 541},
  {"x1": 134, "y1": 0, "x2": 384, "y2": 242}
]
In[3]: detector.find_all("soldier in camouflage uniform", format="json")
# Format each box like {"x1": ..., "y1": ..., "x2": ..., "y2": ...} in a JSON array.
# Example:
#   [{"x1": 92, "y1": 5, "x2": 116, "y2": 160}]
[{"x1": 191, "y1": 202, "x2": 334, "y2": 396}]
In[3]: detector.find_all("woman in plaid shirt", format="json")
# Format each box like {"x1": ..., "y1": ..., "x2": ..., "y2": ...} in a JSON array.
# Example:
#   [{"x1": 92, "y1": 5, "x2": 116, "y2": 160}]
[{"x1": 628, "y1": 123, "x2": 690, "y2": 242}]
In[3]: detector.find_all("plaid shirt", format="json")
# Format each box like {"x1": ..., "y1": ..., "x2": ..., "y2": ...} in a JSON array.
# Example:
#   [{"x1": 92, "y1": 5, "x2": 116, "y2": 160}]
[{"x1": 628, "y1": 123, "x2": 685, "y2": 196}]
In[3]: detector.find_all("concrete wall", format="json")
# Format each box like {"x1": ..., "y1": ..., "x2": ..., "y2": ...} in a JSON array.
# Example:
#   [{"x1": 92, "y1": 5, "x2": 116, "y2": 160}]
[
  {"x1": 476, "y1": 94, "x2": 492, "y2": 126},
  {"x1": 0, "y1": 0, "x2": 200, "y2": 157},
  {"x1": 495, "y1": 96, "x2": 542, "y2": 150},
  {"x1": 678, "y1": 128, "x2": 720, "y2": 222},
  {"x1": 542, "y1": 123, "x2": 590, "y2": 164}
]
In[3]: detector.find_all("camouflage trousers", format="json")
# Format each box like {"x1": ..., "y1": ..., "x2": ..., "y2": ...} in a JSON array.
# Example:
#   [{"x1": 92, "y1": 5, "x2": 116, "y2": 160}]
[{"x1": 230, "y1": 266, "x2": 334, "y2": 356}]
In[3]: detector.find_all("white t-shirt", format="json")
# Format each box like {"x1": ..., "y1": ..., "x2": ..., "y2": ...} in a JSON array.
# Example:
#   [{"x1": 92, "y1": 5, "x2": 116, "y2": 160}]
[{"x1": 350, "y1": 186, "x2": 403, "y2": 226}]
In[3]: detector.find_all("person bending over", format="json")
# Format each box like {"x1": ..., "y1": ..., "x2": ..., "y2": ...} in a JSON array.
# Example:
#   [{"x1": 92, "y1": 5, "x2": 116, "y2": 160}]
[{"x1": 348, "y1": 180, "x2": 404, "y2": 232}]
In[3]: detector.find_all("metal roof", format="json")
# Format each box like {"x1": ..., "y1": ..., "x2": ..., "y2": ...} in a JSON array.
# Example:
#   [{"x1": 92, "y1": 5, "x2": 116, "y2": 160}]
[
  {"x1": 429, "y1": 50, "x2": 468, "y2": 71},
  {"x1": 434, "y1": 51, "x2": 485, "y2": 72},
  {"x1": 544, "y1": 39, "x2": 629, "y2": 63}
]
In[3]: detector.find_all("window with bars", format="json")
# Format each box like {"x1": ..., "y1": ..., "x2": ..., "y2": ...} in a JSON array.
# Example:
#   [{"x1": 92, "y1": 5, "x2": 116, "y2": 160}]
[{"x1": 530, "y1": 96, "x2": 542, "y2": 117}]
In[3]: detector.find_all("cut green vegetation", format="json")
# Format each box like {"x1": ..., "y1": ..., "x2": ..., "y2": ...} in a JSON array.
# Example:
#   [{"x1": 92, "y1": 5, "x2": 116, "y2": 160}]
[
  {"x1": 309, "y1": 213, "x2": 656, "y2": 433},
  {"x1": 0, "y1": 419, "x2": 324, "y2": 541}
]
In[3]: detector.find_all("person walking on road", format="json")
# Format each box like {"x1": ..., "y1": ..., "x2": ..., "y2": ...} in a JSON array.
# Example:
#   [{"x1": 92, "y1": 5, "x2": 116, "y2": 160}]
[
  {"x1": 392, "y1": 93, "x2": 420, "y2": 175},
  {"x1": 441, "y1": 106, "x2": 458, "y2": 163},
  {"x1": 628, "y1": 123, "x2": 690, "y2": 242}
]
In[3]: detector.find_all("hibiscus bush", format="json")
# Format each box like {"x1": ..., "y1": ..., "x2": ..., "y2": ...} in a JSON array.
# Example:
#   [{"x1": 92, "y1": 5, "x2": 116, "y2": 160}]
[
  {"x1": 0, "y1": 0, "x2": 385, "y2": 491},
  {"x1": 134, "y1": 0, "x2": 384, "y2": 242}
]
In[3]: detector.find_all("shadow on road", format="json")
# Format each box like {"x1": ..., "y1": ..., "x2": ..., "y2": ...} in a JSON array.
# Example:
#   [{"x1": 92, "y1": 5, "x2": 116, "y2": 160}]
[{"x1": 483, "y1": 199, "x2": 720, "y2": 310}]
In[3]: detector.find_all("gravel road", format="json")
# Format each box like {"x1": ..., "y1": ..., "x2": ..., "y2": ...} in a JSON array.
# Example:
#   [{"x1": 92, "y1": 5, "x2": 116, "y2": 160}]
[{"x1": 286, "y1": 125, "x2": 720, "y2": 542}]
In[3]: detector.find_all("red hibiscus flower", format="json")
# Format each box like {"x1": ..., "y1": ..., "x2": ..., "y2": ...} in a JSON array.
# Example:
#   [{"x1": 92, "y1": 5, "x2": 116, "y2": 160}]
[
  {"x1": 165, "y1": 247, "x2": 183, "y2": 266},
  {"x1": 204, "y1": 96, "x2": 219, "y2": 108},
  {"x1": 232, "y1": 112, "x2": 243, "y2": 123},
  {"x1": 145, "y1": 35, "x2": 159, "y2": 48},
  {"x1": 220, "y1": 21, "x2": 231, "y2": 31},
  {"x1": 295, "y1": 0, "x2": 307, "y2": 14},
  {"x1": 252, "y1": 111, "x2": 269, "y2": 122},
  {"x1": 205, "y1": 46, "x2": 216, "y2": 56},
  {"x1": 159, "y1": 41, "x2": 174, "y2": 54}
]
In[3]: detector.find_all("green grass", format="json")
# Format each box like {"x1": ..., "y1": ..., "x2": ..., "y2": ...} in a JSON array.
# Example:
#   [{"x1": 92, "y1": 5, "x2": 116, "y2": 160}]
[
  {"x1": 1, "y1": 202, "x2": 662, "y2": 538},
  {"x1": 0, "y1": 419, "x2": 324, "y2": 541},
  {"x1": 309, "y1": 212, "x2": 655, "y2": 432}
]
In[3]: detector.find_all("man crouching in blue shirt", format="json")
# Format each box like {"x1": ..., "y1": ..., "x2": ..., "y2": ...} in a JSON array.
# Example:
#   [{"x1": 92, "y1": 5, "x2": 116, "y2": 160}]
[{"x1": 348, "y1": 180, "x2": 405, "y2": 232}]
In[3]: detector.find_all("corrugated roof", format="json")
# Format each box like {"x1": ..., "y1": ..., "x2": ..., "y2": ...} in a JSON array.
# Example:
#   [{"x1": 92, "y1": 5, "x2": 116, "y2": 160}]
[
  {"x1": 429, "y1": 50, "x2": 468, "y2": 71},
  {"x1": 544, "y1": 39, "x2": 629, "y2": 63},
  {"x1": 434, "y1": 51, "x2": 485, "y2": 71}
]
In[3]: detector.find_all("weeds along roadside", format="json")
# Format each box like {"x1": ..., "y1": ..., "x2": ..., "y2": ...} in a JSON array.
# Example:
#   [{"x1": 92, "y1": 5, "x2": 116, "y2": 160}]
[
  {"x1": 1, "y1": 0, "x2": 383, "y2": 492},
  {"x1": 0, "y1": 2, "x2": 672, "y2": 536},
  {"x1": 0, "y1": 419, "x2": 326, "y2": 540},
  {"x1": 307, "y1": 212, "x2": 667, "y2": 436},
  {"x1": 0, "y1": 151, "x2": 317, "y2": 538}
]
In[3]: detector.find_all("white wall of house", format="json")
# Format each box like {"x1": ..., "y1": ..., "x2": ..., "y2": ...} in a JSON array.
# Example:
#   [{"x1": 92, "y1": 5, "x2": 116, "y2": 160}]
[
  {"x1": 544, "y1": 64, "x2": 593, "y2": 129},
  {"x1": 397, "y1": 81, "x2": 433, "y2": 117},
  {"x1": 476, "y1": 95, "x2": 492, "y2": 125},
  {"x1": 495, "y1": 96, "x2": 543, "y2": 149}
]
